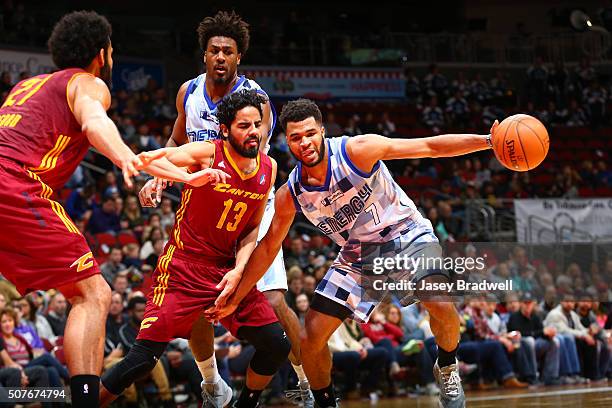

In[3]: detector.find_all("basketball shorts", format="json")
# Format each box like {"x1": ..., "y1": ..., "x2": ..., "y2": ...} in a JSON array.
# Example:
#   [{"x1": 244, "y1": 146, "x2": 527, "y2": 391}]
[
  {"x1": 313, "y1": 229, "x2": 445, "y2": 323},
  {"x1": 137, "y1": 245, "x2": 278, "y2": 342},
  {"x1": 0, "y1": 158, "x2": 99, "y2": 295},
  {"x1": 256, "y1": 193, "x2": 288, "y2": 292}
]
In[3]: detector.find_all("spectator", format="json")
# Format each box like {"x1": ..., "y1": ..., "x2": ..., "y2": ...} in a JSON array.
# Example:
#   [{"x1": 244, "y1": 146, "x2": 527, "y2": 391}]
[
  {"x1": 144, "y1": 239, "x2": 165, "y2": 268},
  {"x1": 360, "y1": 112, "x2": 378, "y2": 134},
  {"x1": 422, "y1": 95, "x2": 445, "y2": 131},
  {"x1": 122, "y1": 243, "x2": 143, "y2": 270},
  {"x1": 285, "y1": 274, "x2": 303, "y2": 312},
  {"x1": 470, "y1": 72, "x2": 490, "y2": 103},
  {"x1": 122, "y1": 195, "x2": 145, "y2": 233},
  {"x1": 544, "y1": 294, "x2": 596, "y2": 381},
  {"x1": 404, "y1": 69, "x2": 422, "y2": 103},
  {"x1": 88, "y1": 195, "x2": 121, "y2": 235},
  {"x1": 1, "y1": 308, "x2": 68, "y2": 387},
  {"x1": 576, "y1": 294, "x2": 610, "y2": 380},
  {"x1": 158, "y1": 198, "x2": 176, "y2": 234},
  {"x1": 526, "y1": 56, "x2": 549, "y2": 105},
  {"x1": 328, "y1": 319, "x2": 389, "y2": 399},
  {"x1": 286, "y1": 237, "x2": 309, "y2": 270},
  {"x1": 343, "y1": 116, "x2": 362, "y2": 136},
  {"x1": 361, "y1": 308, "x2": 404, "y2": 377},
  {"x1": 295, "y1": 293, "x2": 309, "y2": 325},
  {"x1": 377, "y1": 112, "x2": 396, "y2": 136},
  {"x1": 101, "y1": 247, "x2": 127, "y2": 285},
  {"x1": 423, "y1": 64, "x2": 449, "y2": 97},
  {"x1": 507, "y1": 294, "x2": 561, "y2": 385},
  {"x1": 112, "y1": 273, "x2": 131, "y2": 304},
  {"x1": 102, "y1": 171, "x2": 122, "y2": 199},
  {"x1": 324, "y1": 112, "x2": 343, "y2": 137},
  {"x1": 42, "y1": 293, "x2": 67, "y2": 337},
  {"x1": 0, "y1": 337, "x2": 51, "y2": 400},
  {"x1": 105, "y1": 292, "x2": 127, "y2": 355},
  {"x1": 65, "y1": 184, "x2": 95, "y2": 222},
  {"x1": 302, "y1": 275, "x2": 317, "y2": 301},
  {"x1": 566, "y1": 99, "x2": 587, "y2": 127},
  {"x1": 107, "y1": 296, "x2": 173, "y2": 407}
]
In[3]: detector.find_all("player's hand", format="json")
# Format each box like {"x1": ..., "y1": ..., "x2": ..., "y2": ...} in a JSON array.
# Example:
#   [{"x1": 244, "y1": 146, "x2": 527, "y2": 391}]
[
  {"x1": 489, "y1": 119, "x2": 499, "y2": 137},
  {"x1": 204, "y1": 301, "x2": 239, "y2": 323},
  {"x1": 120, "y1": 150, "x2": 166, "y2": 189},
  {"x1": 187, "y1": 168, "x2": 231, "y2": 187},
  {"x1": 215, "y1": 267, "x2": 243, "y2": 309},
  {"x1": 139, "y1": 177, "x2": 171, "y2": 207}
]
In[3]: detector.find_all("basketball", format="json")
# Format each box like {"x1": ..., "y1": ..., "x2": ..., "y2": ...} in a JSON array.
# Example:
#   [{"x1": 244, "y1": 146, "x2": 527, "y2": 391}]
[{"x1": 491, "y1": 114, "x2": 550, "y2": 171}]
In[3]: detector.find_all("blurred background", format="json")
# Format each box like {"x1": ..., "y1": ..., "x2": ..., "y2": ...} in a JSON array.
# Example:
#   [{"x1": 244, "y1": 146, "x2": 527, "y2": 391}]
[{"x1": 0, "y1": 0, "x2": 611, "y2": 406}]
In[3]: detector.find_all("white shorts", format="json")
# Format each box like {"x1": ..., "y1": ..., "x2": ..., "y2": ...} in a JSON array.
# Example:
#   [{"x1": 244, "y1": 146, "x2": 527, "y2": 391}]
[{"x1": 256, "y1": 194, "x2": 288, "y2": 292}]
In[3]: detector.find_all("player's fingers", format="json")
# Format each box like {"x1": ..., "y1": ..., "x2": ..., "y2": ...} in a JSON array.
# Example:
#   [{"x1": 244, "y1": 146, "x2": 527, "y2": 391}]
[
  {"x1": 216, "y1": 275, "x2": 228, "y2": 290},
  {"x1": 122, "y1": 165, "x2": 134, "y2": 189},
  {"x1": 155, "y1": 178, "x2": 165, "y2": 204},
  {"x1": 218, "y1": 170, "x2": 231, "y2": 184}
]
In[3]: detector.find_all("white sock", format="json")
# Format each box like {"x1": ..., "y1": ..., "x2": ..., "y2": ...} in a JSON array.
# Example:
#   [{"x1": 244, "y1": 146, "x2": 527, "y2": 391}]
[
  {"x1": 292, "y1": 363, "x2": 307, "y2": 383},
  {"x1": 197, "y1": 353, "x2": 221, "y2": 385}
]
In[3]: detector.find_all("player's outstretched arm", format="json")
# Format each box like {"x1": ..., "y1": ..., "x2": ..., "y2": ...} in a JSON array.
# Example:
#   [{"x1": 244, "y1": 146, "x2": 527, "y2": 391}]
[
  {"x1": 345, "y1": 121, "x2": 498, "y2": 175},
  {"x1": 70, "y1": 75, "x2": 213, "y2": 187}
]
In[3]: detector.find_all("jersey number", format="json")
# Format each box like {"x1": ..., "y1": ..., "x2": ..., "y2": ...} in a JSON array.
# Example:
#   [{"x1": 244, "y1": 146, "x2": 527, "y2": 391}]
[
  {"x1": 2, "y1": 76, "x2": 50, "y2": 108},
  {"x1": 216, "y1": 199, "x2": 248, "y2": 232},
  {"x1": 366, "y1": 203, "x2": 380, "y2": 225}
]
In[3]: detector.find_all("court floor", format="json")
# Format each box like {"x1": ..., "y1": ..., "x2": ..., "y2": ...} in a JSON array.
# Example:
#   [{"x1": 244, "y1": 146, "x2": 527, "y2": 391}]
[{"x1": 336, "y1": 383, "x2": 612, "y2": 408}]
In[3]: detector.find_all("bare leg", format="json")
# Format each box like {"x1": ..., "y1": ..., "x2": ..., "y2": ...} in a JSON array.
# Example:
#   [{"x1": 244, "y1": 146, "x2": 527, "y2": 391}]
[
  {"x1": 189, "y1": 313, "x2": 215, "y2": 361},
  {"x1": 61, "y1": 274, "x2": 111, "y2": 375},
  {"x1": 245, "y1": 366, "x2": 273, "y2": 390},
  {"x1": 301, "y1": 309, "x2": 343, "y2": 389},
  {"x1": 422, "y1": 301, "x2": 460, "y2": 352},
  {"x1": 264, "y1": 290, "x2": 303, "y2": 365}
]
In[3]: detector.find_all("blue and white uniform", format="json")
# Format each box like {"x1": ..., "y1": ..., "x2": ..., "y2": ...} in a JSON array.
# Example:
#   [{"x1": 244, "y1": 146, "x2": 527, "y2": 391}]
[
  {"x1": 183, "y1": 73, "x2": 286, "y2": 291},
  {"x1": 287, "y1": 136, "x2": 437, "y2": 321}
]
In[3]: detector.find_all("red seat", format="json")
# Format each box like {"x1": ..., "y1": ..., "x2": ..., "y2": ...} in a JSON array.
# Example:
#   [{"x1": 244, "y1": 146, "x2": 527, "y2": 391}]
[
  {"x1": 118, "y1": 231, "x2": 139, "y2": 246},
  {"x1": 578, "y1": 187, "x2": 594, "y2": 197},
  {"x1": 95, "y1": 232, "x2": 117, "y2": 248}
]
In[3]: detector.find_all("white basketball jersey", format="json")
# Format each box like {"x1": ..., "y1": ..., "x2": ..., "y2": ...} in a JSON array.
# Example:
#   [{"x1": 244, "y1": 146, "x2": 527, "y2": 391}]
[
  {"x1": 183, "y1": 74, "x2": 276, "y2": 151},
  {"x1": 287, "y1": 136, "x2": 433, "y2": 249}
]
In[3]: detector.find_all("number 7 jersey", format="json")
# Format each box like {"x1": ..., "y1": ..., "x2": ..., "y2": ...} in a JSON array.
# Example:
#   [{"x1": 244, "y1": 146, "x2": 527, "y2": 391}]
[
  {"x1": 287, "y1": 136, "x2": 433, "y2": 250},
  {"x1": 168, "y1": 139, "x2": 273, "y2": 263}
]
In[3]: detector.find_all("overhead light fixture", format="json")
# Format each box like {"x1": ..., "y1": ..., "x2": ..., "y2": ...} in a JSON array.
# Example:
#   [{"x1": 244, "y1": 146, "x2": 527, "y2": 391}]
[{"x1": 570, "y1": 10, "x2": 592, "y2": 32}]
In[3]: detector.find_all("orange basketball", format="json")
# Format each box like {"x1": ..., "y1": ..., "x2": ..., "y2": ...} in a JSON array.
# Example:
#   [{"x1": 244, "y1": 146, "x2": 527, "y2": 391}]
[{"x1": 491, "y1": 114, "x2": 549, "y2": 171}]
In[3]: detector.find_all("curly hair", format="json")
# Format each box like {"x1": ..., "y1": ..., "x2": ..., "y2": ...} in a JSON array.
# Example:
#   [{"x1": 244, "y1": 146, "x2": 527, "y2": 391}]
[
  {"x1": 279, "y1": 99, "x2": 322, "y2": 131},
  {"x1": 197, "y1": 11, "x2": 250, "y2": 54},
  {"x1": 48, "y1": 11, "x2": 112, "y2": 70},
  {"x1": 216, "y1": 90, "x2": 266, "y2": 130}
]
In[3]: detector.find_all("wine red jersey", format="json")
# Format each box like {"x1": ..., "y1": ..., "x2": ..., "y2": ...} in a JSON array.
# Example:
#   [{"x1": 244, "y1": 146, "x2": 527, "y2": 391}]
[
  {"x1": 168, "y1": 139, "x2": 273, "y2": 264},
  {"x1": 0, "y1": 68, "x2": 92, "y2": 191}
]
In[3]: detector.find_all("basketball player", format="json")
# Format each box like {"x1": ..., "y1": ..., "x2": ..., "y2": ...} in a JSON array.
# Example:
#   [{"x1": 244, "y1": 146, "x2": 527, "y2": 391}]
[
  {"x1": 207, "y1": 99, "x2": 501, "y2": 408},
  {"x1": 138, "y1": 11, "x2": 312, "y2": 406},
  {"x1": 101, "y1": 90, "x2": 291, "y2": 408},
  {"x1": 0, "y1": 11, "x2": 216, "y2": 408}
]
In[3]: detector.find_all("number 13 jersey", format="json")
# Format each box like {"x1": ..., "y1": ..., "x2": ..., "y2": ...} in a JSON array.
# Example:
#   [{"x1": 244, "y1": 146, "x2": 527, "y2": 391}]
[{"x1": 168, "y1": 139, "x2": 273, "y2": 264}]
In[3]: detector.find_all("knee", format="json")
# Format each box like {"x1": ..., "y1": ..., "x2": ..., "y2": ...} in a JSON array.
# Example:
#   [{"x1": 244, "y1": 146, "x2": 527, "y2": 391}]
[
  {"x1": 523, "y1": 336, "x2": 536, "y2": 348},
  {"x1": 246, "y1": 323, "x2": 291, "y2": 376},
  {"x1": 77, "y1": 275, "x2": 112, "y2": 310}
]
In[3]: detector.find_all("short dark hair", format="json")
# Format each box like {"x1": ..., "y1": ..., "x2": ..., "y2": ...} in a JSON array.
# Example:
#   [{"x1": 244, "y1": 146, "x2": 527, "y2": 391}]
[
  {"x1": 197, "y1": 11, "x2": 250, "y2": 54},
  {"x1": 216, "y1": 90, "x2": 266, "y2": 130},
  {"x1": 48, "y1": 11, "x2": 112, "y2": 70},
  {"x1": 127, "y1": 296, "x2": 146, "y2": 311},
  {"x1": 279, "y1": 99, "x2": 322, "y2": 131}
]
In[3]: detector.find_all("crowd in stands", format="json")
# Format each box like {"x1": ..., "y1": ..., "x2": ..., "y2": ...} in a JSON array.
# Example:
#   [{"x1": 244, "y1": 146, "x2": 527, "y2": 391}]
[{"x1": 1, "y1": 56, "x2": 612, "y2": 404}]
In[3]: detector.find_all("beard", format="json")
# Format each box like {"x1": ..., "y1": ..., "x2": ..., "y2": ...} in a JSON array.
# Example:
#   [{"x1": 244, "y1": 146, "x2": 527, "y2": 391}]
[
  {"x1": 100, "y1": 60, "x2": 112, "y2": 89},
  {"x1": 228, "y1": 132, "x2": 259, "y2": 158},
  {"x1": 290, "y1": 137, "x2": 326, "y2": 167}
]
